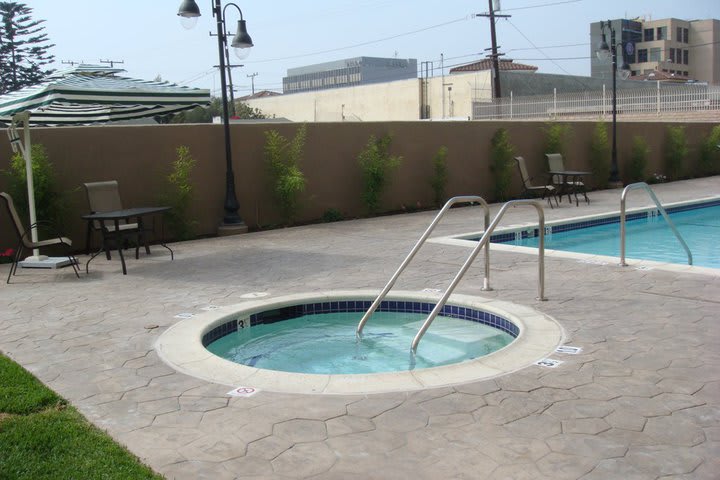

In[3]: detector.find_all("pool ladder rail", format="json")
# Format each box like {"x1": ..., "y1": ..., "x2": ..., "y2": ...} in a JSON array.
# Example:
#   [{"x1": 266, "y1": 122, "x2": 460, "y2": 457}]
[
  {"x1": 620, "y1": 182, "x2": 692, "y2": 266},
  {"x1": 356, "y1": 197, "x2": 547, "y2": 354}
]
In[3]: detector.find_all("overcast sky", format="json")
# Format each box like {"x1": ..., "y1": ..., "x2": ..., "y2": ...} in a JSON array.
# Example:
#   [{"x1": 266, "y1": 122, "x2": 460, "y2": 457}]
[{"x1": 27, "y1": 0, "x2": 718, "y2": 96}]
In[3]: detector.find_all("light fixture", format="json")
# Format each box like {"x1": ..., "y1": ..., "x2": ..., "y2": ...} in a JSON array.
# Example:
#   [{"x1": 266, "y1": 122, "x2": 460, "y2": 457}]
[
  {"x1": 177, "y1": 0, "x2": 201, "y2": 29},
  {"x1": 231, "y1": 19, "x2": 253, "y2": 59},
  {"x1": 596, "y1": 33, "x2": 611, "y2": 62}
]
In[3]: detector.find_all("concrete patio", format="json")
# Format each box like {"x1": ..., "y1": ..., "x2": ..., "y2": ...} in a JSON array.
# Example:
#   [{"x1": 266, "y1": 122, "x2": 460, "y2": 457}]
[{"x1": 1, "y1": 177, "x2": 718, "y2": 479}]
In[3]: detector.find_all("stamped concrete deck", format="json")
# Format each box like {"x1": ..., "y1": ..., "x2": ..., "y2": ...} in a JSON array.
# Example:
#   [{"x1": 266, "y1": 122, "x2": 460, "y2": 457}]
[{"x1": 1, "y1": 177, "x2": 718, "y2": 479}]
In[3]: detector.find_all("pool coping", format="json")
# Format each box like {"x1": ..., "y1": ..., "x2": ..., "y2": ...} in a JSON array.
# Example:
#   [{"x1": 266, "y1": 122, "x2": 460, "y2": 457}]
[
  {"x1": 430, "y1": 196, "x2": 720, "y2": 277},
  {"x1": 155, "y1": 290, "x2": 565, "y2": 395}
]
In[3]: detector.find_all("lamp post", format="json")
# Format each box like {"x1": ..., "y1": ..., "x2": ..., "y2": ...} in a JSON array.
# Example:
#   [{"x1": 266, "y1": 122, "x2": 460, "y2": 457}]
[
  {"x1": 177, "y1": 0, "x2": 253, "y2": 231},
  {"x1": 597, "y1": 20, "x2": 631, "y2": 186}
]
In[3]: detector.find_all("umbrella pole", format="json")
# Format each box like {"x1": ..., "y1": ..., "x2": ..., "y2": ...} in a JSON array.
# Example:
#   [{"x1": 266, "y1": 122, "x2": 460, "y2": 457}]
[{"x1": 9, "y1": 112, "x2": 44, "y2": 259}]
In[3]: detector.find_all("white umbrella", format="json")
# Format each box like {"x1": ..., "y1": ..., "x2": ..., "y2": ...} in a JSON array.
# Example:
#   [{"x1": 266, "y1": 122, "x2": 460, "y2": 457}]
[
  {"x1": 0, "y1": 64, "x2": 210, "y2": 125},
  {"x1": 2, "y1": 65, "x2": 210, "y2": 268}
]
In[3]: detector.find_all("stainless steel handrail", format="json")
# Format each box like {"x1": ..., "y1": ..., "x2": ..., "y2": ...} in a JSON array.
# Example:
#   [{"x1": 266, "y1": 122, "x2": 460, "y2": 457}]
[
  {"x1": 620, "y1": 182, "x2": 692, "y2": 266},
  {"x1": 356, "y1": 196, "x2": 491, "y2": 338},
  {"x1": 411, "y1": 200, "x2": 545, "y2": 354}
]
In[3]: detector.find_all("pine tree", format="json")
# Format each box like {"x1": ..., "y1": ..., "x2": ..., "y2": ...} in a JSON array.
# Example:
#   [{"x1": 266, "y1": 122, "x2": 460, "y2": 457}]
[{"x1": 0, "y1": 2, "x2": 55, "y2": 94}]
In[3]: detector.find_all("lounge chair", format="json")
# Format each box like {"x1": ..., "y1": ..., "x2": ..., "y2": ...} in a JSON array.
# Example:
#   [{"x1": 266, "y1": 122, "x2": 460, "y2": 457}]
[
  {"x1": 1, "y1": 192, "x2": 80, "y2": 284},
  {"x1": 514, "y1": 156, "x2": 558, "y2": 208},
  {"x1": 83, "y1": 181, "x2": 149, "y2": 259},
  {"x1": 545, "y1": 153, "x2": 588, "y2": 205}
]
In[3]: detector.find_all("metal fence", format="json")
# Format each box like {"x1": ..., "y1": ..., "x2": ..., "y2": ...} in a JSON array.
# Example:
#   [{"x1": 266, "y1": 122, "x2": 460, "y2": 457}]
[{"x1": 472, "y1": 83, "x2": 720, "y2": 120}]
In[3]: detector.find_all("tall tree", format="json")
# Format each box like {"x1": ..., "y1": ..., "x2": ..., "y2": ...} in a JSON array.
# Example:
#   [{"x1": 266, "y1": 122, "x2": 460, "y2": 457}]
[{"x1": 0, "y1": 2, "x2": 55, "y2": 94}]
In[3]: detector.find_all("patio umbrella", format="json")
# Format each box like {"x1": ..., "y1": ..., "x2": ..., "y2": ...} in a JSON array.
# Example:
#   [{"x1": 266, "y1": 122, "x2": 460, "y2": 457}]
[
  {"x1": 0, "y1": 64, "x2": 210, "y2": 125},
  {"x1": 2, "y1": 65, "x2": 210, "y2": 266}
]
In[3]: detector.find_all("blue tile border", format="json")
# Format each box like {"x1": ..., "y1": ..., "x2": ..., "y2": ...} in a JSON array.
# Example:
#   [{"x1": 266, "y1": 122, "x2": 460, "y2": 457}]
[
  {"x1": 483, "y1": 199, "x2": 719, "y2": 244},
  {"x1": 202, "y1": 300, "x2": 519, "y2": 346}
]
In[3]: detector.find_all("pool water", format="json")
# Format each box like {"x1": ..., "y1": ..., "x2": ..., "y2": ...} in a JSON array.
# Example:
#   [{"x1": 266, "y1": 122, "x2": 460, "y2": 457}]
[
  {"x1": 499, "y1": 204, "x2": 720, "y2": 268},
  {"x1": 206, "y1": 311, "x2": 514, "y2": 374}
]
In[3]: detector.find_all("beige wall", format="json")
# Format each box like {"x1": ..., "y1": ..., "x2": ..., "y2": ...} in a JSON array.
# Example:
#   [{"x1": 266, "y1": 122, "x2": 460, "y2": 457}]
[
  {"x1": 0, "y1": 121, "x2": 715, "y2": 252},
  {"x1": 246, "y1": 71, "x2": 492, "y2": 122}
]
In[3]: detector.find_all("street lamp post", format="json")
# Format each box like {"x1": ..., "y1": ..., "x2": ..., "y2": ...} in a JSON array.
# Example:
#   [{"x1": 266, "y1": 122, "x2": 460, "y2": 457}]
[
  {"x1": 597, "y1": 20, "x2": 631, "y2": 186},
  {"x1": 177, "y1": 0, "x2": 253, "y2": 231}
]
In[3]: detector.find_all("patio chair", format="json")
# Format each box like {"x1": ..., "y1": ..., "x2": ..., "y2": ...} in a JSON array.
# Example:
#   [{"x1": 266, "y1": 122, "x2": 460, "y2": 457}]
[
  {"x1": 1, "y1": 192, "x2": 80, "y2": 284},
  {"x1": 545, "y1": 153, "x2": 588, "y2": 204},
  {"x1": 83, "y1": 181, "x2": 149, "y2": 260},
  {"x1": 514, "y1": 156, "x2": 558, "y2": 208}
]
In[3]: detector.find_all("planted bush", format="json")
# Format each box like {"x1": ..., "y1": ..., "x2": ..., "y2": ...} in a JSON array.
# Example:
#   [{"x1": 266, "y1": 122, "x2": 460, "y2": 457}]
[
  {"x1": 627, "y1": 136, "x2": 649, "y2": 184},
  {"x1": 160, "y1": 145, "x2": 198, "y2": 241},
  {"x1": 429, "y1": 146, "x2": 448, "y2": 207},
  {"x1": 264, "y1": 124, "x2": 307, "y2": 225},
  {"x1": 698, "y1": 124, "x2": 720, "y2": 176},
  {"x1": 3, "y1": 144, "x2": 67, "y2": 231},
  {"x1": 664, "y1": 125, "x2": 688, "y2": 180},
  {"x1": 358, "y1": 133, "x2": 402, "y2": 215},
  {"x1": 589, "y1": 121, "x2": 610, "y2": 188},
  {"x1": 490, "y1": 128, "x2": 515, "y2": 201},
  {"x1": 543, "y1": 123, "x2": 571, "y2": 157}
]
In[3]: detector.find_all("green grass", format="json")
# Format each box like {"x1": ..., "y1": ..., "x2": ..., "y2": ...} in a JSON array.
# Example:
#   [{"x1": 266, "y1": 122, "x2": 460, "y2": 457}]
[{"x1": 0, "y1": 354, "x2": 163, "y2": 480}]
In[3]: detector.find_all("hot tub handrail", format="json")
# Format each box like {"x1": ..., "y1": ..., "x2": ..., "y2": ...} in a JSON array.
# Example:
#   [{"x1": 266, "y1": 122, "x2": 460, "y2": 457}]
[
  {"x1": 356, "y1": 196, "x2": 491, "y2": 338},
  {"x1": 620, "y1": 182, "x2": 692, "y2": 266},
  {"x1": 411, "y1": 200, "x2": 545, "y2": 354}
]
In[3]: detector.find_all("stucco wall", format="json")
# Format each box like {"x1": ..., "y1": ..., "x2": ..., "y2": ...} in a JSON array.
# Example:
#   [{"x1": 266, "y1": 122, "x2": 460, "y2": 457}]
[{"x1": 0, "y1": 121, "x2": 715, "y2": 252}]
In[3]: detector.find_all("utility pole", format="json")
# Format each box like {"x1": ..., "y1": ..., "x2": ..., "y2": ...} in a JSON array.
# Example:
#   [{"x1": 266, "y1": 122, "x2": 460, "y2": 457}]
[
  {"x1": 476, "y1": 1, "x2": 510, "y2": 99},
  {"x1": 247, "y1": 72, "x2": 258, "y2": 95},
  {"x1": 100, "y1": 59, "x2": 124, "y2": 68}
]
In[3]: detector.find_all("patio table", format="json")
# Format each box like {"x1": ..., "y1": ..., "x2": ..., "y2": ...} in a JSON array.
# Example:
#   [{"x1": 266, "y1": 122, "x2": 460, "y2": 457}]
[
  {"x1": 548, "y1": 170, "x2": 591, "y2": 206},
  {"x1": 82, "y1": 207, "x2": 174, "y2": 275}
]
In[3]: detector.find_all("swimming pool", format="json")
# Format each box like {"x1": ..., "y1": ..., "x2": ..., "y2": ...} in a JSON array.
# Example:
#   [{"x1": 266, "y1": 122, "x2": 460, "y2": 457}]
[{"x1": 490, "y1": 199, "x2": 720, "y2": 269}]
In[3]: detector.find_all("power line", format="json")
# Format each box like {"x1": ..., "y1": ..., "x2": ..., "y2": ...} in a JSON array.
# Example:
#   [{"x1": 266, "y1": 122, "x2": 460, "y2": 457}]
[
  {"x1": 496, "y1": 0, "x2": 582, "y2": 12},
  {"x1": 505, "y1": 18, "x2": 590, "y2": 89},
  {"x1": 245, "y1": 16, "x2": 470, "y2": 64}
]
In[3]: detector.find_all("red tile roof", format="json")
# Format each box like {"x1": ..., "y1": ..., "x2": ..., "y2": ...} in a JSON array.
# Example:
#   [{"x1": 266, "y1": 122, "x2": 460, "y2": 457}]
[{"x1": 449, "y1": 59, "x2": 538, "y2": 74}]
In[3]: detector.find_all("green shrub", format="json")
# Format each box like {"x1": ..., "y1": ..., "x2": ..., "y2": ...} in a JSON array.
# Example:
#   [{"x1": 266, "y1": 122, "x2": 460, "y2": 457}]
[
  {"x1": 321, "y1": 208, "x2": 344, "y2": 223},
  {"x1": 357, "y1": 133, "x2": 402, "y2": 215},
  {"x1": 664, "y1": 125, "x2": 688, "y2": 180},
  {"x1": 589, "y1": 121, "x2": 611, "y2": 188},
  {"x1": 698, "y1": 124, "x2": 720, "y2": 176},
  {"x1": 3, "y1": 144, "x2": 67, "y2": 232},
  {"x1": 160, "y1": 146, "x2": 198, "y2": 241},
  {"x1": 627, "y1": 136, "x2": 650, "y2": 183},
  {"x1": 543, "y1": 123, "x2": 571, "y2": 157},
  {"x1": 264, "y1": 124, "x2": 307, "y2": 225},
  {"x1": 429, "y1": 146, "x2": 448, "y2": 207},
  {"x1": 490, "y1": 129, "x2": 515, "y2": 201}
]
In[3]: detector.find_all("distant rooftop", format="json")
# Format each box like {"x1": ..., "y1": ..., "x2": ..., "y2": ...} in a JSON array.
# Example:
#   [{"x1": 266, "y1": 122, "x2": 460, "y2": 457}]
[{"x1": 449, "y1": 59, "x2": 538, "y2": 74}]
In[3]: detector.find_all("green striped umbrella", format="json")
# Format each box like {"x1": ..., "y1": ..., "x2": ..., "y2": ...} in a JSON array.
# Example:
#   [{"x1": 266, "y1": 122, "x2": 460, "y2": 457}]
[{"x1": 0, "y1": 64, "x2": 210, "y2": 125}]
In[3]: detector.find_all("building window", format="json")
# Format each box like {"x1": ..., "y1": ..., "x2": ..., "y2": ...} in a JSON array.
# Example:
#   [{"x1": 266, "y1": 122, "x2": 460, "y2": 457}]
[
  {"x1": 669, "y1": 48, "x2": 675, "y2": 63},
  {"x1": 649, "y1": 48, "x2": 661, "y2": 62},
  {"x1": 638, "y1": 49, "x2": 648, "y2": 63},
  {"x1": 656, "y1": 26, "x2": 667, "y2": 40},
  {"x1": 644, "y1": 28, "x2": 654, "y2": 41},
  {"x1": 683, "y1": 28, "x2": 689, "y2": 43},
  {"x1": 683, "y1": 71, "x2": 688, "y2": 76},
  {"x1": 683, "y1": 50, "x2": 689, "y2": 65},
  {"x1": 676, "y1": 26, "x2": 682, "y2": 42}
]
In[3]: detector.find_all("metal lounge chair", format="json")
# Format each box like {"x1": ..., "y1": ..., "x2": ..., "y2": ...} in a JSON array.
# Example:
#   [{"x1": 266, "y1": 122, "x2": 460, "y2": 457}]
[
  {"x1": 83, "y1": 181, "x2": 149, "y2": 260},
  {"x1": 514, "y1": 156, "x2": 558, "y2": 208},
  {"x1": 1, "y1": 192, "x2": 80, "y2": 284},
  {"x1": 545, "y1": 153, "x2": 589, "y2": 205}
]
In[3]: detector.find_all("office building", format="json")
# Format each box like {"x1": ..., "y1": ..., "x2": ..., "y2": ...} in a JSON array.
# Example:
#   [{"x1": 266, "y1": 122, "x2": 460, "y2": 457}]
[
  {"x1": 590, "y1": 18, "x2": 719, "y2": 85},
  {"x1": 283, "y1": 56, "x2": 417, "y2": 94}
]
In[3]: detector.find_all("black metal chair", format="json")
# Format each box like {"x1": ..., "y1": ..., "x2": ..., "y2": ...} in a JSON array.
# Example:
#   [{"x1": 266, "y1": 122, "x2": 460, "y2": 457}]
[
  {"x1": 1, "y1": 192, "x2": 80, "y2": 284},
  {"x1": 83, "y1": 181, "x2": 149, "y2": 260},
  {"x1": 514, "y1": 156, "x2": 558, "y2": 208}
]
